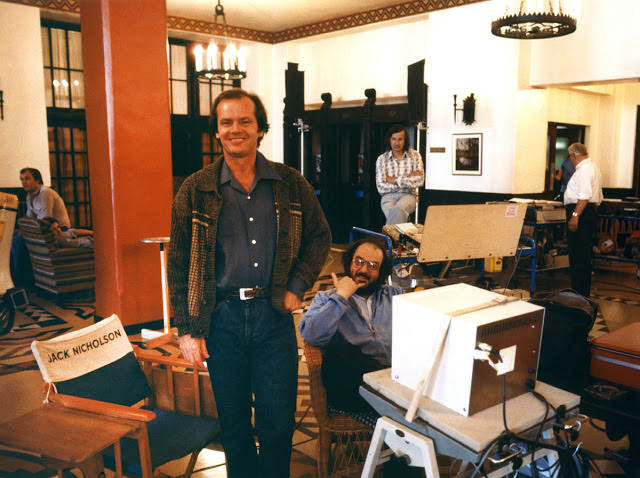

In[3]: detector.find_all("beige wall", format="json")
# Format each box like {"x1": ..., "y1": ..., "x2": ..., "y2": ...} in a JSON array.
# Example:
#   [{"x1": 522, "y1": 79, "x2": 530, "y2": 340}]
[
  {"x1": 529, "y1": 0, "x2": 640, "y2": 86},
  {"x1": 267, "y1": 0, "x2": 639, "y2": 193},
  {"x1": 513, "y1": 82, "x2": 640, "y2": 193},
  {"x1": 0, "y1": 2, "x2": 49, "y2": 188},
  {"x1": 2, "y1": 0, "x2": 639, "y2": 194}
]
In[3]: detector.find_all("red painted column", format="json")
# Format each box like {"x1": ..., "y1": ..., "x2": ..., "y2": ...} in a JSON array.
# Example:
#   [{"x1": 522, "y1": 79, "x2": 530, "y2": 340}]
[{"x1": 80, "y1": 0, "x2": 173, "y2": 326}]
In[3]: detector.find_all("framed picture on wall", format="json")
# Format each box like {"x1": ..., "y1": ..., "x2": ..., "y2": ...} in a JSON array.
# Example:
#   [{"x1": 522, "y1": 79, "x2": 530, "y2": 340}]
[{"x1": 453, "y1": 133, "x2": 482, "y2": 175}]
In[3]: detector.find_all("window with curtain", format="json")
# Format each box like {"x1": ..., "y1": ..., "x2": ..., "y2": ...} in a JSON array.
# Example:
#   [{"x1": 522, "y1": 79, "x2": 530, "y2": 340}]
[
  {"x1": 42, "y1": 25, "x2": 84, "y2": 109},
  {"x1": 42, "y1": 21, "x2": 91, "y2": 228}
]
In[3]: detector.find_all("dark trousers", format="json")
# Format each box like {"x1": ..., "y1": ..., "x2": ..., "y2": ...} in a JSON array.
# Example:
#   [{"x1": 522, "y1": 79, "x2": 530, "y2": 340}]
[
  {"x1": 205, "y1": 297, "x2": 298, "y2": 478},
  {"x1": 10, "y1": 231, "x2": 34, "y2": 289},
  {"x1": 321, "y1": 338, "x2": 385, "y2": 413},
  {"x1": 566, "y1": 203, "x2": 598, "y2": 297}
]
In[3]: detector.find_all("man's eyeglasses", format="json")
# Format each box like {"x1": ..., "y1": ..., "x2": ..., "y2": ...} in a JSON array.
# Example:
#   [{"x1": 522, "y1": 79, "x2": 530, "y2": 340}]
[{"x1": 352, "y1": 256, "x2": 380, "y2": 271}]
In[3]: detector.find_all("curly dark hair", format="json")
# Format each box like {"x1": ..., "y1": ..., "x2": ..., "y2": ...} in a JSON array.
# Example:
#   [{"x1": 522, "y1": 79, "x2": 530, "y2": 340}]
[
  {"x1": 209, "y1": 88, "x2": 270, "y2": 146},
  {"x1": 342, "y1": 236, "x2": 392, "y2": 285},
  {"x1": 384, "y1": 124, "x2": 409, "y2": 152}
]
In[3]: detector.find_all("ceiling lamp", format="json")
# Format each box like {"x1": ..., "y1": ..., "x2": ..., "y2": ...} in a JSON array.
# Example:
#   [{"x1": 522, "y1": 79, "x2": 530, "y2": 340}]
[
  {"x1": 491, "y1": 0, "x2": 578, "y2": 39},
  {"x1": 193, "y1": 0, "x2": 247, "y2": 80}
]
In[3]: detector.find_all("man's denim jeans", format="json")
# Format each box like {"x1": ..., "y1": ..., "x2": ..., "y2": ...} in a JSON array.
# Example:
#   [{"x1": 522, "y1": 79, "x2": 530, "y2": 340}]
[
  {"x1": 205, "y1": 297, "x2": 298, "y2": 478},
  {"x1": 380, "y1": 192, "x2": 416, "y2": 225}
]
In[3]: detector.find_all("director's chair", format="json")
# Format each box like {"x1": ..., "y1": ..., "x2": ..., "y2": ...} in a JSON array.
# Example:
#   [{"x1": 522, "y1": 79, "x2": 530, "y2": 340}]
[{"x1": 31, "y1": 314, "x2": 220, "y2": 477}]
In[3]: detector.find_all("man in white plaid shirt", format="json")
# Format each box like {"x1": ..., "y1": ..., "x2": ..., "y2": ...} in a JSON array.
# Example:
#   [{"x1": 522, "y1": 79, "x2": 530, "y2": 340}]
[{"x1": 375, "y1": 125, "x2": 424, "y2": 225}]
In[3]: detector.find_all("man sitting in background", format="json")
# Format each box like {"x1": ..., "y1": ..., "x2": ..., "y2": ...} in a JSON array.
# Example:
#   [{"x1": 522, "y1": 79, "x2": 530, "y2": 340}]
[
  {"x1": 20, "y1": 167, "x2": 70, "y2": 227},
  {"x1": 298, "y1": 236, "x2": 401, "y2": 413},
  {"x1": 11, "y1": 168, "x2": 71, "y2": 288},
  {"x1": 40, "y1": 217, "x2": 93, "y2": 248},
  {"x1": 375, "y1": 125, "x2": 424, "y2": 225}
]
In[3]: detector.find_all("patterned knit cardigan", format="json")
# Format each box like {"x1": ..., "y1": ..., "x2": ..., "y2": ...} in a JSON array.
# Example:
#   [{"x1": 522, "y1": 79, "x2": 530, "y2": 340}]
[{"x1": 167, "y1": 154, "x2": 331, "y2": 338}]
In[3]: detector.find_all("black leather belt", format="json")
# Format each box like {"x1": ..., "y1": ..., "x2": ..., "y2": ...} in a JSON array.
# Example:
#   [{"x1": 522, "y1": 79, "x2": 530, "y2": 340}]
[{"x1": 216, "y1": 287, "x2": 269, "y2": 301}]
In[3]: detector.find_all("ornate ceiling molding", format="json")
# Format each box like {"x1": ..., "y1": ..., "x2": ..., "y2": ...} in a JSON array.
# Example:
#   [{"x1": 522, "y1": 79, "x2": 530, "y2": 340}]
[
  {"x1": 8, "y1": 0, "x2": 486, "y2": 44},
  {"x1": 7, "y1": 0, "x2": 80, "y2": 13}
]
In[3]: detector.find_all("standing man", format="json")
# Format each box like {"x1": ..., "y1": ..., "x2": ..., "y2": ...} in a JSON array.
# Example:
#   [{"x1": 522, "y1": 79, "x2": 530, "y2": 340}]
[
  {"x1": 299, "y1": 236, "x2": 401, "y2": 412},
  {"x1": 563, "y1": 143, "x2": 603, "y2": 297},
  {"x1": 554, "y1": 155, "x2": 575, "y2": 200},
  {"x1": 375, "y1": 125, "x2": 424, "y2": 225},
  {"x1": 168, "y1": 88, "x2": 331, "y2": 478},
  {"x1": 20, "y1": 167, "x2": 70, "y2": 227}
]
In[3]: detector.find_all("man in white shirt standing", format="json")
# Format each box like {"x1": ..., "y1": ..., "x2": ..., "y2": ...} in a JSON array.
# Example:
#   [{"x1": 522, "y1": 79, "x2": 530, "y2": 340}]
[
  {"x1": 563, "y1": 143, "x2": 603, "y2": 296},
  {"x1": 20, "y1": 167, "x2": 70, "y2": 228},
  {"x1": 375, "y1": 125, "x2": 424, "y2": 225}
]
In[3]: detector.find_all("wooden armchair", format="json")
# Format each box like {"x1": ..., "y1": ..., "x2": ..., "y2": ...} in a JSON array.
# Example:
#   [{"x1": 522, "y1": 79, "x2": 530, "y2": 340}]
[
  {"x1": 302, "y1": 340, "x2": 373, "y2": 478},
  {"x1": 31, "y1": 314, "x2": 220, "y2": 477},
  {"x1": 18, "y1": 217, "x2": 95, "y2": 295}
]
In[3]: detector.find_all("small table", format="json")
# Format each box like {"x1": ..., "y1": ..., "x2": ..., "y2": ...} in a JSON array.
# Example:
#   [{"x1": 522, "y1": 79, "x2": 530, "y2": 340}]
[
  {"x1": 360, "y1": 369, "x2": 581, "y2": 476},
  {"x1": 139, "y1": 237, "x2": 171, "y2": 333},
  {"x1": 0, "y1": 403, "x2": 139, "y2": 477}
]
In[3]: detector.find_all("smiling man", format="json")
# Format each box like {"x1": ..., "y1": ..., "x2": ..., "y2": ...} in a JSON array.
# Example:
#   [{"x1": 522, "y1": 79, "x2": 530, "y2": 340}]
[
  {"x1": 298, "y1": 236, "x2": 402, "y2": 412},
  {"x1": 168, "y1": 88, "x2": 331, "y2": 478}
]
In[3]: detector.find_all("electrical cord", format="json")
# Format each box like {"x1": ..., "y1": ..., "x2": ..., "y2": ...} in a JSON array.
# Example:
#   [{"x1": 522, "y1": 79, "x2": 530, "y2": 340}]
[
  {"x1": 588, "y1": 416, "x2": 606, "y2": 432},
  {"x1": 472, "y1": 375, "x2": 593, "y2": 478},
  {"x1": 497, "y1": 243, "x2": 524, "y2": 293}
]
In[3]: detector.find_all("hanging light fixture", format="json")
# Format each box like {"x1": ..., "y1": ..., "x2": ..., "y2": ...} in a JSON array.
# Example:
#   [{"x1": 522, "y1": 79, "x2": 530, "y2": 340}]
[
  {"x1": 491, "y1": 0, "x2": 578, "y2": 39},
  {"x1": 193, "y1": 0, "x2": 247, "y2": 80}
]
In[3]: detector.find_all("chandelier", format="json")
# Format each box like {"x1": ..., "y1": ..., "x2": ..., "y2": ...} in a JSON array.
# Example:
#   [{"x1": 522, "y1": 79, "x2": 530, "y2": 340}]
[
  {"x1": 491, "y1": 0, "x2": 578, "y2": 39},
  {"x1": 193, "y1": 0, "x2": 247, "y2": 81}
]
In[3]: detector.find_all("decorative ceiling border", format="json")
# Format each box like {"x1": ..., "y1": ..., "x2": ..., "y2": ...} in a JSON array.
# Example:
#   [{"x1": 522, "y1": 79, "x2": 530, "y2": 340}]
[
  {"x1": 7, "y1": 0, "x2": 486, "y2": 44},
  {"x1": 6, "y1": 0, "x2": 80, "y2": 13}
]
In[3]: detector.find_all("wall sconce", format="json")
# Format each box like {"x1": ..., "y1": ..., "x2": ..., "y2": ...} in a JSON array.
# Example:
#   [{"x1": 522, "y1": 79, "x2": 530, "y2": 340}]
[{"x1": 454, "y1": 93, "x2": 476, "y2": 125}]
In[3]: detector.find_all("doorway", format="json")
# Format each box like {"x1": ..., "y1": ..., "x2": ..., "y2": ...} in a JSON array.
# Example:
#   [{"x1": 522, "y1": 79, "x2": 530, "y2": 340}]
[{"x1": 546, "y1": 122, "x2": 586, "y2": 199}]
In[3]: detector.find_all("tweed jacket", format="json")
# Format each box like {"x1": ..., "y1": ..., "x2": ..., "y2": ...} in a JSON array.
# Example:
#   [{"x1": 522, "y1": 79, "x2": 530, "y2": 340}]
[{"x1": 167, "y1": 153, "x2": 331, "y2": 338}]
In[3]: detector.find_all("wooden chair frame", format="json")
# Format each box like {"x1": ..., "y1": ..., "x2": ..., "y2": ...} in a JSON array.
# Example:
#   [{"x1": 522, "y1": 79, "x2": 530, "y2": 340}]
[
  {"x1": 47, "y1": 346, "x2": 218, "y2": 478},
  {"x1": 303, "y1": 341, "x2": 373, "y2": 478}
]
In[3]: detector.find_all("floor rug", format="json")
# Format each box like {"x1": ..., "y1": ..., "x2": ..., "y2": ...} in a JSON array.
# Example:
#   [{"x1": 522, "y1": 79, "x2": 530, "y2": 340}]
[{"x1": 0, "y1": 293, "x2": 95, "y2": 377}]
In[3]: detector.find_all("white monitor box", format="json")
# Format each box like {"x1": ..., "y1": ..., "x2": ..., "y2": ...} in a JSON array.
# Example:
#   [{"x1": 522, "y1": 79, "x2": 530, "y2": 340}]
[{"x1": 392, "y1": 283, "x2": 544, "y2": 416}]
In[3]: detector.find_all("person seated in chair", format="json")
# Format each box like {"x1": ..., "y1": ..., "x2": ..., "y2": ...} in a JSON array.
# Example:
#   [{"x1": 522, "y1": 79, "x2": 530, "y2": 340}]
[
  {"x1": 299, "y1": 236, "x2": 402, "y2": 415},
  {"x1": 20, "y1": 167, "x2": 71, "y2": 227},
  {"x1": 375, "y1": 125, "x2": 424, "y2": 225},
  {"x1": 11, "y1": 168, "x2": 72, "y2": 288},
  {"x1": 40, "y1": 217, "x2": 94, "y2": 248}
]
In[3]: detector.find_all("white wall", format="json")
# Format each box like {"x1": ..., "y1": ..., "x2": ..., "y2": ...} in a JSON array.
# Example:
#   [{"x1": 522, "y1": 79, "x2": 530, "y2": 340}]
[
  {"x1": 275, "y1": 3, "x2": 524, "y2": 193},
  {"x1": 265, "y1": 0, "x2": 640, "y2": 193},
  {"x1": 1, "y1": 1, "x2": 638, "y2": 193},
  {"x1": 0, "y1": 2, "x2": 49, "y2": 188},
  {"x1": 529, "y1": 0, "x2": 640, "y2": 87},
  {"x1": 423, "y1": 3, "x2": 521, "y2": 193}
]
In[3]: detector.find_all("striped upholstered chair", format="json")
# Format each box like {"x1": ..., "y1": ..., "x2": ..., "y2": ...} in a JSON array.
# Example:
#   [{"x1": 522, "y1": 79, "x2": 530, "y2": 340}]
[{"x1": 18, "y1": 217, "x2": 95, "y2": 296}]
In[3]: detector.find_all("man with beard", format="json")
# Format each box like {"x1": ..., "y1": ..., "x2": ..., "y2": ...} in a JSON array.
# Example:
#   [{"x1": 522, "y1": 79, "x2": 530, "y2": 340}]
[{"x1": 298, "y1": 236, "x2": 402, "y2": 413}]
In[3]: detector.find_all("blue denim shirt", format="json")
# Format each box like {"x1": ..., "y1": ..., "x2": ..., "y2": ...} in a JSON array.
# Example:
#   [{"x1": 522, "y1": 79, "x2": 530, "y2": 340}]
[
  {"x1": 215, "y1": 157, "x2": 279, "y2": 290},
  {"x1": 298, "y1": 285, "x2": 402, "y2": 366}
]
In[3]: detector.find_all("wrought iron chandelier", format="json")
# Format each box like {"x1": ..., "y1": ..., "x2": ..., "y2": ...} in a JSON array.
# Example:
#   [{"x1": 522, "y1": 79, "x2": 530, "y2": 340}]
[
  {"x1": 491, "y1": 0, "x2": 578, "y2": 39},
  {"x1": 193, "y1": 0, "x2": 247, "y2": 80}
]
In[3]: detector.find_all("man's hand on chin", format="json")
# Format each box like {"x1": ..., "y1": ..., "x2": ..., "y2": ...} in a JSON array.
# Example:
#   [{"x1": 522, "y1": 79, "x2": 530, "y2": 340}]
[{"x1": 332, "y1": 272, "x2": 360, "y2": 299}]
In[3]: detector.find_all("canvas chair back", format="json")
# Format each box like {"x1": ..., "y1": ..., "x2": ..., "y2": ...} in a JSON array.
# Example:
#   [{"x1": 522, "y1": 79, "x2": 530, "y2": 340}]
[{"x1": 31, "y1": 314, "x2": 151, "y2": 406}]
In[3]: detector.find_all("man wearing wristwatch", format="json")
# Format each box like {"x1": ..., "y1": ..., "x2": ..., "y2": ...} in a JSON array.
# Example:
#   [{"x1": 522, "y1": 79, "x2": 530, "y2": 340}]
[{"x1": 563, "y1": 143, "x2": 603, "y2": 296}]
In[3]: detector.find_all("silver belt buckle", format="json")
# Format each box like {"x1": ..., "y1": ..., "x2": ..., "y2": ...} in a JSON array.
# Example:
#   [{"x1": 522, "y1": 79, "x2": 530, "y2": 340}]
[{"x1": 239, "y1": 288, "x2": 253, "y2": 300}]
